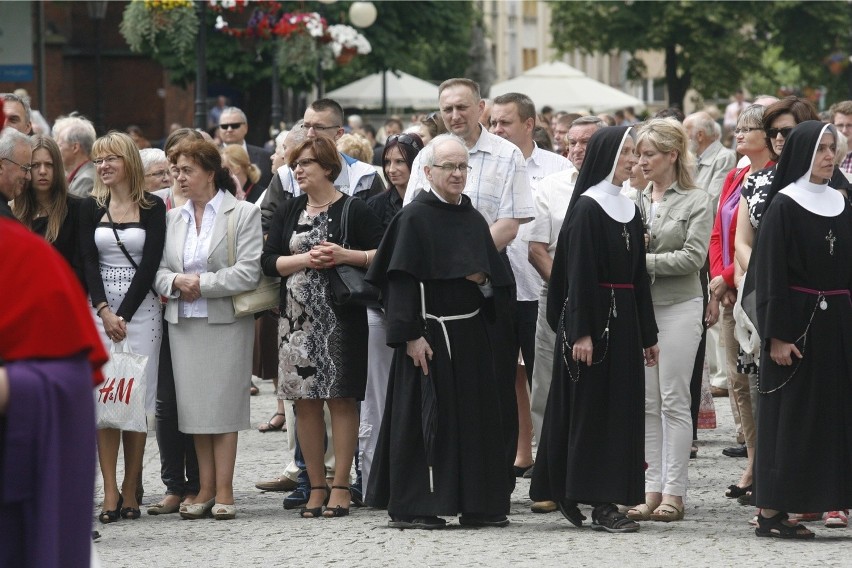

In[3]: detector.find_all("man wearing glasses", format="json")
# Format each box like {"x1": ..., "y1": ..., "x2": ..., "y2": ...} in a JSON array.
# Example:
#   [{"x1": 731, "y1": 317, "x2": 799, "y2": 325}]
[
  {"x1": 404, "y1": 78, "x2": 534, "y2": 503},
  {"x1": 0, "y1": 129, "x2": 32, "y2": 219},
  {"x1": 218, "y1": 106, "x2": 273, "y2": 188},
  {"x1": 260, "y1": 98, "x2": 384, "y2": 232},
  {"x1": 2, "y1": 93, "x2": 32, "y2": 135}
]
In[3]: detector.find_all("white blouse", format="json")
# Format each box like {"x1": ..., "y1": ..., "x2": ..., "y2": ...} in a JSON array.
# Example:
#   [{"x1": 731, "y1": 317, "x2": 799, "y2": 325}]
[{"x1": 179, "y1": 190, "x2": 225, "y2": 317}]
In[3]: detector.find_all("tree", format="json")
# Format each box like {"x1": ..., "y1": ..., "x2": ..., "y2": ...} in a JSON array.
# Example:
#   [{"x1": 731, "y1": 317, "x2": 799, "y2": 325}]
[{"x1": 549, "y1": 1, "x2": 852, "y2": 109}]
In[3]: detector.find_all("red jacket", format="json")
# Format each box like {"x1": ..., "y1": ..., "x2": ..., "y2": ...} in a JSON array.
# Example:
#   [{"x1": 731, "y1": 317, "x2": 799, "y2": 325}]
[{"x1": 708, "y1": 161, "x2": 773, "y2": 287}]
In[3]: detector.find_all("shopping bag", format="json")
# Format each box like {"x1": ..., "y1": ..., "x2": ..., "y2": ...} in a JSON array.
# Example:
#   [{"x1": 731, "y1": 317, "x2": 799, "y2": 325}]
[
  {"x1": 698, "y1": 358, "x2": 716, "y2": 429},
  {"x1": 94, "y1": 339, "x2": 148, "y2": 432}
]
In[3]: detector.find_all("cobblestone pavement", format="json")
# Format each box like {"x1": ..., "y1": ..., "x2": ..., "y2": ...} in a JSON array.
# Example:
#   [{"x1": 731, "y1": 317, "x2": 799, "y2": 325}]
[{"x1": 94, "y1": 381, "x2": 848, "y2": 567}]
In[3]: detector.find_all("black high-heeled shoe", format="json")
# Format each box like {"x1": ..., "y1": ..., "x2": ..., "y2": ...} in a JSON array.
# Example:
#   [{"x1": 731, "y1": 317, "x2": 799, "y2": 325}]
[
  {"x1": 323, "y1": 486, "x2": 352, "y2": 518},
  {"x1": 98, "y1": 496, "x2": 123, "y2": 524},
  {"x1": 120, "y1": 505, "x2": 142, "y2": 520},
  {"x1": 299, "y1": 486, "x2": 328, "y2": 519}
]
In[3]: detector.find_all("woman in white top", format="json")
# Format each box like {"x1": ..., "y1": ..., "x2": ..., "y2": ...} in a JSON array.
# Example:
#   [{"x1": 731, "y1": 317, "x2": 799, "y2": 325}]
[{"x1": 155, "y1": 138, "x2": 262, "y2": 520}]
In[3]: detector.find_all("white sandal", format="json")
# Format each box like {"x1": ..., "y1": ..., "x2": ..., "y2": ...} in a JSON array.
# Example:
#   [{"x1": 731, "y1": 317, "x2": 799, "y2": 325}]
[{"x1": 213, "y1": 503, "x2": 236, "y2": 520}]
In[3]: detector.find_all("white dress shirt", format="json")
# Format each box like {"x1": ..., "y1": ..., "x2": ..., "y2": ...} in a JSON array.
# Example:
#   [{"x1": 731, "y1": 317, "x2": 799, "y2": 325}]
[
  {"x1": 507, "y1": 145, "x2": 571, "y2": 300},
  {"x1": 524, "y1": 167, "x2": 579, "y2": 258}
]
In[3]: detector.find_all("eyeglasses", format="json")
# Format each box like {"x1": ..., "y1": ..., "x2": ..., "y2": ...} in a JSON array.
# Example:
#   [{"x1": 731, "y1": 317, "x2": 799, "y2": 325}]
[
  {"x1": 290, "y1": 158, "x2": 318, "y2": 169},
  {"x1": 219, "y1": 122, "x2": 245, "y2": 130},
  {"x1": 2, "y1": 156, "x2": 32, "y2": 174},
  {"x1": 387, "y1": 134, "x2": 422, "y2": 151},
  {"x1": 423, "y1": 112, "x2": 439, "y2": 124},
  {"x1": 92, "y1": 155, "x2": 122, "y2": 167},
  {"x1": 146, "y1": 169, "x2": 170, "y2": 178},
  {"x1": 300, "y1": 123, "x2": 340, "y2": 132},
  {"x1": 734, "y1": 127, "x2": 763, "y2": 135},
  {"x1": 767, "y1": 126, "x2": 794, "y2": 139},
  {"x1": 433, "y1": 162, "x2": 471, "y2": 173}
]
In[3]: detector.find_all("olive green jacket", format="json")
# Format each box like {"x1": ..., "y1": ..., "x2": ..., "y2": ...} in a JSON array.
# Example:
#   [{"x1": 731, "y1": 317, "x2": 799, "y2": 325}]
[{"x1": 625, "y1": 183, "x2": 713, "y2": 305}]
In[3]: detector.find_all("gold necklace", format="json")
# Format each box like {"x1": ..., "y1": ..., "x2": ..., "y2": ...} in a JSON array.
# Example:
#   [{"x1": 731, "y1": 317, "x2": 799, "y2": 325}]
[{"x1": 306, "y1": 197, "x2": 335, "y2": 208}]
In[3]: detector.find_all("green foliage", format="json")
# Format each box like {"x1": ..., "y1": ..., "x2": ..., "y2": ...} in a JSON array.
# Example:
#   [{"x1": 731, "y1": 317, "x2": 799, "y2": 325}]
[
  {"x1": 549, "y1": 0, "x2": 852, "y2": 108},
  {"x1": 119, "y1": 1, "x2": 199, "y2": 63}
]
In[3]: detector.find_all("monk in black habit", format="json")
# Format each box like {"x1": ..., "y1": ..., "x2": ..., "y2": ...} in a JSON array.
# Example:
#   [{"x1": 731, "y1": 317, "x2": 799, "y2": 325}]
[
  {"x1": 530, "y1": 126, "x2": 659, "y2": 533},
  {"x1": 749, "y1": 121, "x2": 852, "y2": 539},
  {"x1": 365, "y1": 135, "x2": 515, "y2": 529}
]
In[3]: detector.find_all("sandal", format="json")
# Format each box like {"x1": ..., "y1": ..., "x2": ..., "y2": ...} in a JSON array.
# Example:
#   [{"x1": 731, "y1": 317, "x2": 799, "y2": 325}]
[
  {"x1": 755, "y1": 511, "x2": 815, "y2": 539},
  {"x1": 626, "y1": 502, "x2": 657, "y2": 521},
  {"x1": 258, "y1": 412, "x2": 286, "y2": 433},
  {"x1": 557, "y1": 500, "x2": 586, "y2": 527},
  {"x1": 322, "y1": 486, "x2": 351, "y2": 518},
  {"x1": 98, "y1": 496, "x2": 123, "y2": 524},
  {"x1": 725, "y1": 484, "x2": 752, "y2": 498},
  {"x1": 591, "y1": 503, "x2": 640, "y2": 533},
  {"x1": 299, "y1": 486, "x2": 328, "y2": 519},
  {"x1": 649, "y1": 502, "x2": 684, "y2": 522}
]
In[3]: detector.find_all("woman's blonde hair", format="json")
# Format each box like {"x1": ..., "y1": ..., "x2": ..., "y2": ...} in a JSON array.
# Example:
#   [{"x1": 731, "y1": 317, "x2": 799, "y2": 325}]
[
  {"x1": 221, "y1": 144, "x2": 260, "y2": 184},
  {"x1": 336, "y1": 133, "x2": 374, "y2": 163},
  {"x1": 91, "y1": 131, "x2": 151, "y2": 208},
  {"x1": 13, "y1": 135, "x2": 68, "y2": 242},
  {"x1": 636, "y1": 118, "x2": 697, "y2": 190}
]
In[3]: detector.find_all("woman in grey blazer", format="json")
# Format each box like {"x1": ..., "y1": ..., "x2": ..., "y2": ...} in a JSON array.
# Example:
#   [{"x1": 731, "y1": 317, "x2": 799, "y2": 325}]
[
  {"x1": 155, "y1": 138, "x2": 262, "y2": 521},
  {"x1": 626, "y1": 119, "x2": 713, "y2": 523}
]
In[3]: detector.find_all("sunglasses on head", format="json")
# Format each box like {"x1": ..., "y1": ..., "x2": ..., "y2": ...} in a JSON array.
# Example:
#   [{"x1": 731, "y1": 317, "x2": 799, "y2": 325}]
[
  {"x1": 219, "y1": 122, "x2": 245, "y2": 130},
  {"x1": 767, "y1": 126, "x2": 794, "y2": 139},
  {"x1": 387, "y1": 134, "x2": 422, "y2": 151}
]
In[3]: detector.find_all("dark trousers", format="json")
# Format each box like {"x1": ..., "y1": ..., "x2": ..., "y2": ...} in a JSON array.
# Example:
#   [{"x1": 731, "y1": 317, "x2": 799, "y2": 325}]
[
  {"x1": 155, "y1": 322, "x2": 199, "y2": 496},
  {"x1": 516, "y1": 300, "x2": 538, "y2": 385}
]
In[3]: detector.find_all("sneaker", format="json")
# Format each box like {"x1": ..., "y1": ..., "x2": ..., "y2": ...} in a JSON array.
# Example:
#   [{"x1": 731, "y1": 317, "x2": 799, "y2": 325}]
[
  {"x1": 282, "y1": 485, "x2": 311, "y2": 510},
  {"x1": 824, "y1": 510, "x2": 848, "y2": 528}
]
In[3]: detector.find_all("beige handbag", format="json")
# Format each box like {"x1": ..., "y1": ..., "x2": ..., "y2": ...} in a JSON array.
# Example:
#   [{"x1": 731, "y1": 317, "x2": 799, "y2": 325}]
[{"x1": 227, "y1": 210, "x2": 280, "y2": 317}]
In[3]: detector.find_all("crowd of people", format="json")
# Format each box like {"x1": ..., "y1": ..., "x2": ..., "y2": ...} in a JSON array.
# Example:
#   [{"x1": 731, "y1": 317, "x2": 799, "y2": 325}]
[{"x1": 3, "y1": 79, "x2": 852, "y2": 567}]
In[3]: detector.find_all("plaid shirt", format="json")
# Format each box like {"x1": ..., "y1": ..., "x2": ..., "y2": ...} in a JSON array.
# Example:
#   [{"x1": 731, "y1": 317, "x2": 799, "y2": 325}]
[{"x1": 840, "y1": 151, "x2": 852, "y2": 174}]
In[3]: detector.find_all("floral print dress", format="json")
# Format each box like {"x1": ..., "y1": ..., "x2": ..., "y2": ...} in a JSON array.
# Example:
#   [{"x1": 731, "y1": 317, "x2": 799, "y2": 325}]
[{"x1": 278, "y1": 209, "x2": 365, "y2": 400}]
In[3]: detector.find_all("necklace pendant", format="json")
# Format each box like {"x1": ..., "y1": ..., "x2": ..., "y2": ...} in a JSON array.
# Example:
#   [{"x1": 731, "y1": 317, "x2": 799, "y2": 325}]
[
  {"x1": 820, "y1": 299, "x2": 828, "y2": 311},
  {"x1": 622, "y1": 225, "x2": 630, "y2": 251},
  {"x1": 826, "y1": 229, "x2": 836, "y2": 256}
]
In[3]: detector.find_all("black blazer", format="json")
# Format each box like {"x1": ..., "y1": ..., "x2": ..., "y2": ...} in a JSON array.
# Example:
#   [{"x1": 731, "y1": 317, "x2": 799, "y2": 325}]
[
  {"x1": 247, "y1": 144, "x2": 273, "y2": 190},
  {"x1": 32, "y1": 195, "x2": 85, "y2": 286},
  {"x1": 78, "y1": 194, "x2": 166, "y2": 321}
]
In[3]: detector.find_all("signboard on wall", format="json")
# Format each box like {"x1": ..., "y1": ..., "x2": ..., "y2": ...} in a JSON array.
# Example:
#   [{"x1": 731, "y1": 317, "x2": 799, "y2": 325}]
[{"x1": 0, "y1": 2, "x2": 33, "y2": 82}]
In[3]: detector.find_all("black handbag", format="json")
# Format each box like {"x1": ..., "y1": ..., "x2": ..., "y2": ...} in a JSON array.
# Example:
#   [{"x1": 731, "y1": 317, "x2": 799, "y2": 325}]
[{"x1": 327, "y1": 197, "x2": 381, "y2": 308}]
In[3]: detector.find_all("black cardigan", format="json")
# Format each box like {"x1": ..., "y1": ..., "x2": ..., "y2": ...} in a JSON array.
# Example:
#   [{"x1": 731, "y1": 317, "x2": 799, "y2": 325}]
[
  {"x1": 261, "y1": 194, "x2": 383, "y2": 304},
  {"x1": 79, "y1": 194, "x2": 166, "y2": 321}
]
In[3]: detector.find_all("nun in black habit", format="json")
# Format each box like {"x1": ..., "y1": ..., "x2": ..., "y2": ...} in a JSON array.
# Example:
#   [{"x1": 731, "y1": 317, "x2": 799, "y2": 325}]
[
  {"x1": 749, "y1": 121, "x2": 852, "y2": 539},
  {"x1": 530, "y1": 126, "x2": 659, "y2": 533},
  {"x1": 364, "y1": 134, "x2": 515, "y2": 529}
]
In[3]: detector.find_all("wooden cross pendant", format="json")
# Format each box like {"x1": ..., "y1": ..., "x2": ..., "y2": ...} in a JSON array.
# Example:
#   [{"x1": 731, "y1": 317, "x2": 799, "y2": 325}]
[
  {"x1": 622, "y1": 225, "x2": 630, "y2": 251},
  {"x1": 826, "y1": 229, "x2": 836, "y2": 256}
]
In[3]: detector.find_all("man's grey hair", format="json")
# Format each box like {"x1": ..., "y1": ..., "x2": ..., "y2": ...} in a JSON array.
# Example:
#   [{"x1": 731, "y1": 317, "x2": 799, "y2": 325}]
[
  {"x1": 3, "y1": 93, "x2": 32, "y2": 125},
  {"x1": 274, "y1": 129, "x2": 289, "y2": 147},
  {"x1": 687, "y1": 113, "x2": 720, "y2": 140},
  {"x1": 53, "y1": 115, "x2": 97, "y2": 156},
  {"x1": 425, "y1": 133, "x2": 467, "y2": 167},
  {"x1": 220, "y1": 106, "x2": 248, "y2": 124},
  {"x1": 570, "y1": 116, "x2": 605, "y2": 130},
  {"x1": 139, "y1": 148, "x2": 167, "y2": 171},
  {"x1": 0, "y1": 128, "x2": 32, "y2": 160}
]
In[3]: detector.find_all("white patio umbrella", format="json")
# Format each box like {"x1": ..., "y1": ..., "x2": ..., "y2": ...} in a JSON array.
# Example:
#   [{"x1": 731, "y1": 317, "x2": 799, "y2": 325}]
[
  {"x1": 489, "y1": 61, "x2": 644, "y2": 113},
  {"x1": 325, "y1": 69, "x2": 439, "y2": 110}
]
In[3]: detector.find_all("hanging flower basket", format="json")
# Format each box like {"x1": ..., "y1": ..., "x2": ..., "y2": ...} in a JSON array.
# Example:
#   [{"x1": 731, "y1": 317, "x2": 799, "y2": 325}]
[
  {"x1": 210, "y1": 4, "x2": 371, "y2": 80},
  {"x1": 120, "y1": 0, "x2": 199, "y2": 61}
]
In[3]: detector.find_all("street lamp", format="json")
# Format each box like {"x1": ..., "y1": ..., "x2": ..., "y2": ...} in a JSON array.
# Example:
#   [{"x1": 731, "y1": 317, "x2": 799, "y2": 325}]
[
  {"x1": 87, "y1": 1, "x2": 108, "y2": 133},
  {"x1": 349, "y1": 2, "x2": 377, "y2": 28}
]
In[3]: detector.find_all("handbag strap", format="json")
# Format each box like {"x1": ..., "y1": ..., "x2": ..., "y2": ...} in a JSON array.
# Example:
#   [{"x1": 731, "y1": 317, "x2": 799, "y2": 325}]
[
  {"x1": 104, "y1": 205, "x2": 158, "y2": 300},
  {"x1": 227, "y1": 209, "x2": 236, "y2": 267},
  {"x1": 339, "y1": 196, "x2": 353, "y2": 248}
]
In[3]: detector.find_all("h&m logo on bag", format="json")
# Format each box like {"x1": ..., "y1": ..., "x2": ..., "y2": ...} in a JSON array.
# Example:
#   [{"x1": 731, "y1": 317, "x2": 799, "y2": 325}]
[{"x1": 97, "y1": 377, "x2": 136, "y2": 405}]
